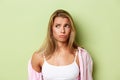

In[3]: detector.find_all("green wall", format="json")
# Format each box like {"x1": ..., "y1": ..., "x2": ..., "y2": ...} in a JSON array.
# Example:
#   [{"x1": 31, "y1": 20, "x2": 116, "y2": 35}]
[{"x1": 0, "y1": 0, "x2": 120, "y2": 80}]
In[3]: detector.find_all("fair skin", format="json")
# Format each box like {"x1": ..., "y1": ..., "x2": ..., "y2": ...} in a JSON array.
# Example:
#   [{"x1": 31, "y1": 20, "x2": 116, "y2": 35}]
[{"x1": 31, "y1": 17, "x2": 79, "y2": 73}]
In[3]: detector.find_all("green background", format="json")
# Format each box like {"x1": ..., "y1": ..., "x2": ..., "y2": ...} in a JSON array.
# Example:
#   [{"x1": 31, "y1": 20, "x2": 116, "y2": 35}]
[{"x1": 0, "y1": 0, "x2": 120, "y2": 80}]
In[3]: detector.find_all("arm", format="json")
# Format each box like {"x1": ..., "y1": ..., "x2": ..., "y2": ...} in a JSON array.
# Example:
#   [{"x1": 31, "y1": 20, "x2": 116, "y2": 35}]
[
  {"x1": 28, "y1": 52, "x2": 43, "y2": 80},
  {"x1": 78, "y1": 47, "x2": 93, "y2": 80},
  {"x1": 86, "y1": 52, "x2": 93, "y2": 80}
]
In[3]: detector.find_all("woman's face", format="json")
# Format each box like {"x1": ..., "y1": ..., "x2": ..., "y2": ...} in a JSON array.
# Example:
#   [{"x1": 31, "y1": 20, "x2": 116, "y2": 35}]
[{"x1": 52, "y1": 17, "x2": 71, "y2": 43}]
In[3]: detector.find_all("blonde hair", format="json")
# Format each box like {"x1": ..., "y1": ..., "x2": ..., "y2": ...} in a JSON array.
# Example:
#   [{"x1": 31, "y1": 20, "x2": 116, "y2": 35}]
[{"x1": 37, "y1": 9, "x2": 78, "y2": 58}]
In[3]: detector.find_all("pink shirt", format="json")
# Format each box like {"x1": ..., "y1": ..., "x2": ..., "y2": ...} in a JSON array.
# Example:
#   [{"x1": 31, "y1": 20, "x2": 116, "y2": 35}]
[{"x1": 28, "y1": 47, "x2": 93, "y2": 80}]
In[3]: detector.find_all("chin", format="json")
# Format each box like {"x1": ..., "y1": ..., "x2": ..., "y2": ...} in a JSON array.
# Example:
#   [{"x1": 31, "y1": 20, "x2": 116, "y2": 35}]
[
  {"x1": 54, "y1": 37, "x2": 69, "y2": 43},
  {"x1": 58, "y1": 39, "x2": 68, "y2": 43}
]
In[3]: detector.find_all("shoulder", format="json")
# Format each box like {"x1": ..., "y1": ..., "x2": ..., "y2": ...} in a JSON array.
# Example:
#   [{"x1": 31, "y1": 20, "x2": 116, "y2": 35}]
[
  {"x1": 77, "y1": 47, "x2": 92, "y2": 61},
  {"x1": 78, "y1": 47, "x2": 89, "y2": 55},
  {"x1": 31, "y1": 51, "x2": 44, "y2": 66},
  {"x1": 31, "y1": 51, "x2": 44, "y2": 72}
]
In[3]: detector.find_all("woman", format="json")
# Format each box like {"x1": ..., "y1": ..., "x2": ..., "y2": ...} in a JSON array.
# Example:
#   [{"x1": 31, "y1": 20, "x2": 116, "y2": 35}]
[{"x1": 28, "y1": 9, "x2": 93, "y2": 80}]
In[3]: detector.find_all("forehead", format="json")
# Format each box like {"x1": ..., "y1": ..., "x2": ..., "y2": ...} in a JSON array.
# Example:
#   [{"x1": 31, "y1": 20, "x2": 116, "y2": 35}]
[{"x1": 53, "y1": 17, "x2": 70, "y2": 24}]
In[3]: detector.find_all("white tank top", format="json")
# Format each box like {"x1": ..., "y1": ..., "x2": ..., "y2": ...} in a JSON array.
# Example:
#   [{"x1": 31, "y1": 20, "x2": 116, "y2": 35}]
[{"x1": 42, "y1": 52, "x2": 79, "y2": 80}]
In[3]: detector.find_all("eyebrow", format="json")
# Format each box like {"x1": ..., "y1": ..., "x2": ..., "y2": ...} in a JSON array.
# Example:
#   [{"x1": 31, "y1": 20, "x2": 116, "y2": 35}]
[
  {"x1": 55, "y1": 23, "x2": 70, "y2": 26},
  {"x1": 55, "y1": 24, "x2": 61, "y2": 26}
]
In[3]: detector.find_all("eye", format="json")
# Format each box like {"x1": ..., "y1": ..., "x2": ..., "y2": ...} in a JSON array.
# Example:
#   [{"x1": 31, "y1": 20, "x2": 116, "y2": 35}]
[
  {"x1": 64, "y1": 24, "x2": 70, "y2": 28},
  {"x1": 55, "y1": 24, "x2": 60, "y2": 28}
]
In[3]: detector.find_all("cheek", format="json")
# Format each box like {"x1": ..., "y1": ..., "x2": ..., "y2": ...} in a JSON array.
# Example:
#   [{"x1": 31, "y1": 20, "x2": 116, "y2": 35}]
[
  {"x1": 53, "y1": 28, "x2": 57, "y2": 34},
  {"x1": 66, "y1": 29, "x2": 71, "y2": 35},
  {"x1": 52, "y1": 28, "x2": 59, "y2": 37}
]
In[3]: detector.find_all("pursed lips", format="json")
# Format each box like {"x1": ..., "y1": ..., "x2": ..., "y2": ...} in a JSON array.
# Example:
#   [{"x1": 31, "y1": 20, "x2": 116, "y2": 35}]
[{"x1": 59, "y1": 35, "x2": 66, "y2": 38}]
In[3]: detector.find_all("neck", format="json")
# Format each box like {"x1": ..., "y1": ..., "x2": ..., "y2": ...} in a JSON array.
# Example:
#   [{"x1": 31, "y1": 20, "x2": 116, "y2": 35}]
[
  {"x1": 56, "y1": 41, "x2": 68, "y2": 50},
  {"x1": 54, "y1": 41, "x2": 73, "y2": 54}
]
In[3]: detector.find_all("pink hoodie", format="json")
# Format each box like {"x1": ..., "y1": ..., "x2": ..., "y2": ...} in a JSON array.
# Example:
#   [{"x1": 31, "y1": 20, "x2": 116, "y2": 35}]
[{"x1": 28, "y1": 47, "x2": 93, "y2": 80}]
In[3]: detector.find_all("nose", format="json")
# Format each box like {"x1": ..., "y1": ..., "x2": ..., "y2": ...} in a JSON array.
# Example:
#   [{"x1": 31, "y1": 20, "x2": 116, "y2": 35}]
[{"x1": 61, "y1": 27, "x2": 65, "y2": 33}]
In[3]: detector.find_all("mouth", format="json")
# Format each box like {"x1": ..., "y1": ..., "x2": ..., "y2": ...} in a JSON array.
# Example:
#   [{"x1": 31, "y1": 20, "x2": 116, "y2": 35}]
[{"x1": 59, "y1": 35, "x2": 66, "y2": 38}]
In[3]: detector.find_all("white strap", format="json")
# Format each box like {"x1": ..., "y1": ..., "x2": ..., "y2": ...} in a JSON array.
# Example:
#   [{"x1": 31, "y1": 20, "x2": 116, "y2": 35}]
[
  {"x1": 74, "y1": 50, "x2": 78, "y2": 61},
  {"x1": 43, "y1": 54, "x2": 46, "y2": 61}
]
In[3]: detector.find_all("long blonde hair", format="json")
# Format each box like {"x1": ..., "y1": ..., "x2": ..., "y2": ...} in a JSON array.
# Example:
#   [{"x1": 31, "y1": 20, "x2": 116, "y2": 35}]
[{"x1": 37, "y1": 9, "x2": 78, "y2": 58}]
